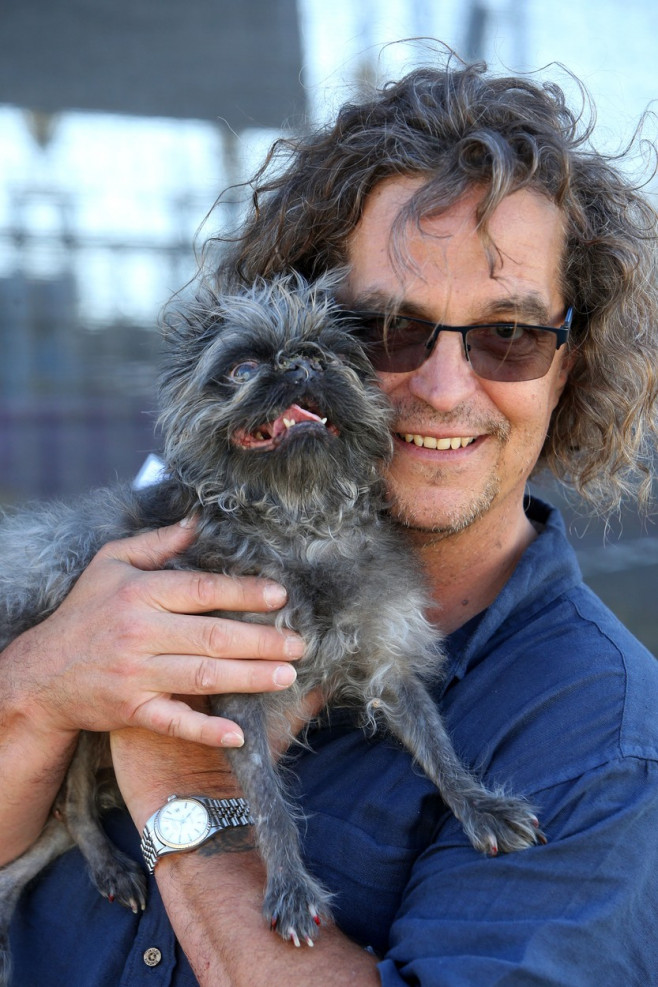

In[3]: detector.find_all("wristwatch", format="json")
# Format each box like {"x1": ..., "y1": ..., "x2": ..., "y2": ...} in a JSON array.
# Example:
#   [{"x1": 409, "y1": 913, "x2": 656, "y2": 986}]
[{"x1": 140, "y1": 794, "x2": 253, "y2": 873}]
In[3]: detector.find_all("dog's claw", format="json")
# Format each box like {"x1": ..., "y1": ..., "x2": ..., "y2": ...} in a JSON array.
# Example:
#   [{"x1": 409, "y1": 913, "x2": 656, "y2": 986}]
[{"x1": 289, "y1": 929, "x2": 301, "y2": 948}]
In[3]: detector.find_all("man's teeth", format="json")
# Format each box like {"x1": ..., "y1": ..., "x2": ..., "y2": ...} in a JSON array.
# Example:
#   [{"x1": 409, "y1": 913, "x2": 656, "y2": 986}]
[{"x1": 401, "y1": 434, "x2": 476, "y2": 450}]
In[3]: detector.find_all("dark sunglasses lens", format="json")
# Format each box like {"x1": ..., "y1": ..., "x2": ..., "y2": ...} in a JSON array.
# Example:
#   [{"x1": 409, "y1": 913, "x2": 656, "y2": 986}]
[
  {"x1": 356, "y1": 316, "x2": 428, "y2": 373},
  {"x1": 354, "y1": 315, "x2": 559, "y2": 381},
  {"x1": 466, "y1": 326, "x2": 558, "y2": 382}
]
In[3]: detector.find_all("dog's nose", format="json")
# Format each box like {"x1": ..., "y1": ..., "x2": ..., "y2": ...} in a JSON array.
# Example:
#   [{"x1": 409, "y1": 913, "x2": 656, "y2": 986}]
[{"x1": 280, "y1": 356, "x2": 322, "y2": 383}]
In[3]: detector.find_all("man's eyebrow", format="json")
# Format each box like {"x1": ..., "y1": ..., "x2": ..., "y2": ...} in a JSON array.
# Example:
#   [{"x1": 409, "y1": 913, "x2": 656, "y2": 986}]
[
  {"x1": 343, "y1": 290, "x2": 554, "y2": 325},
  {"x1": 342, "y1": 290, "x2": 434, "y2": 320},
  {"x1": 481, "y1": 295, "x2": 553, "y2": 324}
]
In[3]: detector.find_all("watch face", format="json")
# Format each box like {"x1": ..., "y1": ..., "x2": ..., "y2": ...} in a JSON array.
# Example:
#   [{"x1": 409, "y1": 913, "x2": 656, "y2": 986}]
[{"x1": 154, "y1": 798, "x2": 211, "y2": 849}]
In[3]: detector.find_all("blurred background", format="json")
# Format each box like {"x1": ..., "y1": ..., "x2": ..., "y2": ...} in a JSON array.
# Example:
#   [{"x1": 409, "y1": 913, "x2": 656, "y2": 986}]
[{"x1": 0, "y1": 0, "x2": 656, "y2": 651}]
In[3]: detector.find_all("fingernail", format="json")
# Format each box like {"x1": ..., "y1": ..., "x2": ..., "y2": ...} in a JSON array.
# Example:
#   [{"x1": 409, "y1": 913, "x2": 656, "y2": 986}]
[
  {"x1": 283, "y1": 633, "x2": 305, "y2": 659},
  {"x1": 273, "y1": 664, "x2": 297, "y2": 688},
  {"x1": 179, "y1": 514, "x2": 196, "y2": 529},
  {"x1": 263, "y1": 581, "x2": 287, "y2": 609},
  {"x1": 221, "y1": 731, "x2": 244, "y2": 747}
]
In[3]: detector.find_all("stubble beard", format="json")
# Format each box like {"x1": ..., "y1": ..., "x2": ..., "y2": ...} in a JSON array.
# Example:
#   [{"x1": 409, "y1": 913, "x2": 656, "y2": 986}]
[
  {"x1": 384, "y1": 401, "x2": 510, "y2": 542},
  {"x1": 388, "y1": 472, "x2": 501, "y2": 541}
]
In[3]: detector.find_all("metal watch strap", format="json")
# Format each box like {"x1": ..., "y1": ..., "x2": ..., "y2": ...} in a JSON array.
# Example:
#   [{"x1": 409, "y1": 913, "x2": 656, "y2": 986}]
[
  {"x1": 204, "y1": 796, "x2": 253, "y2": 831},
  {"x1": 141, "y1": 827, "x2": 163, "y2": 874},
  {"x1": 141, "y1": 796, "x2": 253, "y2": 873}
]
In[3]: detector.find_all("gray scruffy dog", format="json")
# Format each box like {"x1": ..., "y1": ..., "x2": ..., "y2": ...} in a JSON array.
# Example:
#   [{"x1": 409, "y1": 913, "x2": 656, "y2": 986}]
[{"x1": 0, "y1": 274, "x2": 543, "y2": 974}]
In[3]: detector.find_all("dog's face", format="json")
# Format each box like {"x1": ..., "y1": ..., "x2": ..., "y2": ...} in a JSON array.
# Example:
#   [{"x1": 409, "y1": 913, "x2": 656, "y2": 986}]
[{"x1": 159, "y1": 275, "x2": 394, "y2": 511}]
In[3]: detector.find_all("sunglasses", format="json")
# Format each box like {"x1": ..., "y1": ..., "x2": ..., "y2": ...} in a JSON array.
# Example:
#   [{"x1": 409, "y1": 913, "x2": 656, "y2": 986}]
[{"x1": 347, "y1": 307, "x2": 573, "y2": 382}]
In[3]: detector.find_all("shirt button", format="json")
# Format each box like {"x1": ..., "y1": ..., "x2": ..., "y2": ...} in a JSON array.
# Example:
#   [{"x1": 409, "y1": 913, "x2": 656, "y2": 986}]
[{"x1": 143, "y1": 947, "x2": 162, "y2": 967}]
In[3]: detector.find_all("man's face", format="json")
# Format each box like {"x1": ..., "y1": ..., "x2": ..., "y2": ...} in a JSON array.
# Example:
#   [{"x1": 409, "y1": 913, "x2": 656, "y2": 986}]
[{"x1": 344, "y1": 179, "x2": 571, "y2": 536}]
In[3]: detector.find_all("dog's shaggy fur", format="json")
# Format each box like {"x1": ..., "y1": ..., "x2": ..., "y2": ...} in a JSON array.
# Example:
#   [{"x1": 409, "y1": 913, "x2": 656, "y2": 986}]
[{"x1": 0, "y1": 275, "x2": 542, "y2": 978}]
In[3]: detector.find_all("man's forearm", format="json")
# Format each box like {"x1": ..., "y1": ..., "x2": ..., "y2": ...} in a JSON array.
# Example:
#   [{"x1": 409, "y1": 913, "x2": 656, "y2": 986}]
[
  {"x1": 111, "y1": 725, "x2": 380, "y2": 987},
  {"x1": 154, "y1": 836, "x2": 380, "y2": 987},
  {"x1": 0, "y1": 637, "x2": 78, "y2": 863}
]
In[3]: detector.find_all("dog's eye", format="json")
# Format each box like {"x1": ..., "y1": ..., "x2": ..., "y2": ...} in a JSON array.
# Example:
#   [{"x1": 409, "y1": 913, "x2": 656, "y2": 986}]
[{"x1": 229, "y1": 361, "x2": 259, "y2": 382}]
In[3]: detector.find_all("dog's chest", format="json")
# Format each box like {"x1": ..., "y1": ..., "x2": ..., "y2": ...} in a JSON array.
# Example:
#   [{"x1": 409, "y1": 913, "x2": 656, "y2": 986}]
[
  {"x1": 186, "y1": 513, "x2": 376, "y2": 617},
  {"x1": 272, "y1": 531, "x2": 370, "y2": 623}
]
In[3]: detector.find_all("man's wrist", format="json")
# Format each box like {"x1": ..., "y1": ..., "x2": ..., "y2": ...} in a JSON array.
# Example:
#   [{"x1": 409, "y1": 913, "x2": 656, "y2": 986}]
[
  {"x1": 125, "y1": 775, "x2": 245, "y2": 832},
  {"x1": 141, "y1": 794, "x2": 254, "y2": 872},
  {"x1": 1, "y1": 632, "x2": 80, "y2": 743},
  {"x1": 110, "y1": 726, "x2": 243, "y2": 831}
]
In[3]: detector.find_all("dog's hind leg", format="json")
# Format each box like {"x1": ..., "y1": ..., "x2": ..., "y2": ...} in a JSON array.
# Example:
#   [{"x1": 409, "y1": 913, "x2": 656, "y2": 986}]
[
  {"x1": 376, "y1": 675, "x2": 545, "y2": 854},
  {"x1": 0, "y1": 815, "x2": 74, "y2": 987},
  {"x1": 217, "y1": 696, "x2": 333, "y2": 947},
  {"x1": 61, "y1": 732, "x2": 147, "y2": 913}
]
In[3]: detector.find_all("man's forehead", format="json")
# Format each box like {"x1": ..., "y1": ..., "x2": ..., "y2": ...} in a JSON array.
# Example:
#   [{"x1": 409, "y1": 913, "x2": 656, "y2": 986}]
[
  {"x1": 352, "y1": 177, "x2": 563, "y2": 245},
  {"x1": 345, "y1": 178, "x2": 566, "y2": 313}
]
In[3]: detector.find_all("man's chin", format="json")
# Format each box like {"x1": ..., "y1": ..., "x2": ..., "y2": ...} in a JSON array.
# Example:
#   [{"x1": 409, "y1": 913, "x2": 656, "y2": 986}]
[{"x1": 387, "y1": 480, "x2": 500, "y2": 539}]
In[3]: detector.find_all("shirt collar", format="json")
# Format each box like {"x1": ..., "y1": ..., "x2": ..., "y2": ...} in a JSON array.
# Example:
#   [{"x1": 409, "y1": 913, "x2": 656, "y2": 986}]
[{"x1": 441, "y1": 497, "x2": 582, "y2": 689}]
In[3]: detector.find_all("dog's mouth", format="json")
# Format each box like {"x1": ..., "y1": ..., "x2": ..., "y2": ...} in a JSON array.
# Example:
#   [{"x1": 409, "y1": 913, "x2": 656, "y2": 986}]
[{"x1": 232, "y1": 403, "x2": 339, "y2": 451}]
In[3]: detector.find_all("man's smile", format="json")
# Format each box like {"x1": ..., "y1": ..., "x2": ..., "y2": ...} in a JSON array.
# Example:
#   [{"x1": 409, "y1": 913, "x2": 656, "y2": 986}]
[{"x1": 396, "y1": 432, "x2": 478, "y2": 450}]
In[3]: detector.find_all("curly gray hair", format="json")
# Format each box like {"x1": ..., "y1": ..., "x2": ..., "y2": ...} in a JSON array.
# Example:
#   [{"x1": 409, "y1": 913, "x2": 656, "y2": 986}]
[{"x1": 209, "y1": 56, "x2": 658, "y2": 516}]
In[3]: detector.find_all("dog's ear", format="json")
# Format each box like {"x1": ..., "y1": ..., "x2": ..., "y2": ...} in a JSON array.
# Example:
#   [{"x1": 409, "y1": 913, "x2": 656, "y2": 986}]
[
  {"x1": 162, "y1": 287, "x2": 226, "y2": 351},
  {"x1": 159, "y1": 287, "x2": 231, "y2": 401}
]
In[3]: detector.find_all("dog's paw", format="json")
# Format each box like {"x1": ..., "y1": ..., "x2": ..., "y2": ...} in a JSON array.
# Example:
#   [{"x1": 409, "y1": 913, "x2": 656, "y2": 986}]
[
  {"x1": 264, "y1": 873, "x2": 333, "y2": 947},
  {"x1": 462, "y1": 792, "x2": 547, "y2": 855},
  {"x1": 87, "y1": 850, "x2": 147, "y2": 913}
]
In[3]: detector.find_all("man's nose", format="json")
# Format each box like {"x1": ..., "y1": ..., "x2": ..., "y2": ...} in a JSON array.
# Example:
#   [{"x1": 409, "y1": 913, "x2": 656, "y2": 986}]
[{"x1": 407, "y1": 329, "x2": 479, "y2": 410}]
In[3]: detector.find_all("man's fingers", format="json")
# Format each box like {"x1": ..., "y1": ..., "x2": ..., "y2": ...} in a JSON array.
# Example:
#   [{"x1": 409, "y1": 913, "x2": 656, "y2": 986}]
[
  {"x1": 171, "y1": 612, "x2": 304, "y2": 660},
  {"x1": 100, "y1": 546, "x2": 289, "y2": 618},
  {"x1": 140, "y1": 569, "x2": 289, "y2": 616},
  {"x1": 102, "y1": 521, "x2": 198, "y2": 572},
  {"x1": 141, "y1": 611, "x2": 304, "y2": 664},
  {"x1": 134, "y1": 695, "x2": 246, "y2": 748},
  {"x1": 146, "y1": 655, "x2": 298, "y2": 696},
  {"x1": 101, "y1": 523, "x2": 289, "y2": 616}
]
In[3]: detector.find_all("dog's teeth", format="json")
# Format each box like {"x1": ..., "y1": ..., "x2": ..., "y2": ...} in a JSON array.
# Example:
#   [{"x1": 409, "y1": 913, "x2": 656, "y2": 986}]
[
  {"x1": 255, "y1": 431, "x2": 266, "y2": 440},
  {"x1": 321, "y1": 417, "x2": 327, "y2": 425},
  {"x1": 283, "y1": 418, "x2": 295, "y2": 428}
]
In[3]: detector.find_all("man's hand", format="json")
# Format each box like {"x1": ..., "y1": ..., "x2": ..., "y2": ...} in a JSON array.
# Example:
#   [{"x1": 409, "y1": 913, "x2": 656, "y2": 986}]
[{"x1": 5, "y1": 521, "x2": 305, "y2": 749}]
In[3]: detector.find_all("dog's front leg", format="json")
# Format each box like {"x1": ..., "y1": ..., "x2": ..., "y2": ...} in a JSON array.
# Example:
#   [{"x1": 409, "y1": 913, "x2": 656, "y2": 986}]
[
  {"x1": 376, "y1": 675, "x2": 545, "y2": 855},
  {"x1": 214, "y1": 694, "x2": 333, "y2": 946}
]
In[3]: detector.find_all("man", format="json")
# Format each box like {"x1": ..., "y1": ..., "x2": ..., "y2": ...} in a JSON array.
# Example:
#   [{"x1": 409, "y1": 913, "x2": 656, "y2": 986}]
[{"x1": 2, "y1": 56, "x2": 658, "y2": 985}]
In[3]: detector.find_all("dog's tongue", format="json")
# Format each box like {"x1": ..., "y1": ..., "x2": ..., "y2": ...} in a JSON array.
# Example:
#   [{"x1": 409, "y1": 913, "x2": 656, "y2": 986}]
[{"x1": 270, "y1": 404, "x2": 324, "y2": 437}]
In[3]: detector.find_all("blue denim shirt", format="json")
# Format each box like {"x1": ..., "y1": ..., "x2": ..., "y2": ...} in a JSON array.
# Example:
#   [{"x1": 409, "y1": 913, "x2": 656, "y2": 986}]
[{"x1": 10, "y1": 499, "x2": 658, "y2": 985}]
